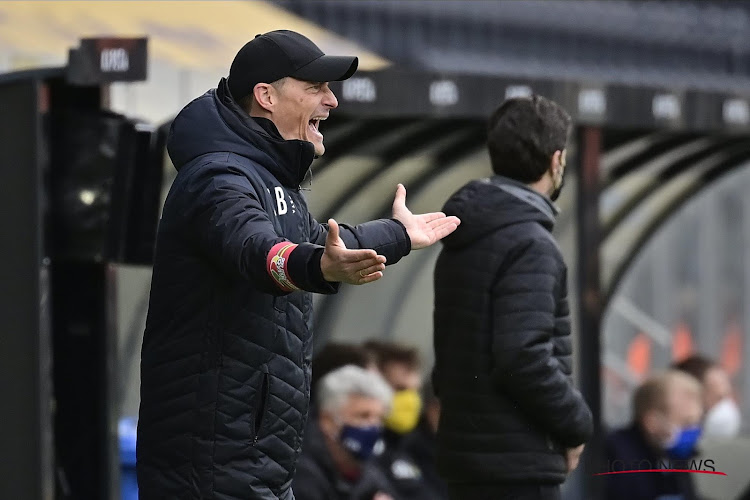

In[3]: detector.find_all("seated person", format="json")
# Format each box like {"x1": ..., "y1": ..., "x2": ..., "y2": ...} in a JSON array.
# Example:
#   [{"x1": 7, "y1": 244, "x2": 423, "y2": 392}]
[
  {"x1": 310, "y1": 342, "x2": 376, "y2": 408},
  {"x1": 605, "y1": 370, "x2": 704, "y2": 500},
  {"x1": 673, "y1": 355, "x2": 742, "y2": 438},
  {"x1": 363, "y1": 341, "x2": 447, "y2": 500},
  {"x1": 363, "y1": 340, "x2": 423, "y2": 439},
  {"x1": 294, "y1": 365, "x2": 395, "y2": 500}
]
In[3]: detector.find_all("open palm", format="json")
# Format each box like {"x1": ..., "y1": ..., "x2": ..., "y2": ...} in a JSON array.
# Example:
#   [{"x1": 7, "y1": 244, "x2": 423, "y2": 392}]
[{"x1": 391, "y1": 184, "x2": 460, "y2": 250}]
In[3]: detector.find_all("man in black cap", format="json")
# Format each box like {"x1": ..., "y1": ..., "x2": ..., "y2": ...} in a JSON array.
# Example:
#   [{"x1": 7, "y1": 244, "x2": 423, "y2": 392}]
[{"x1": 136, "y1": 30, "x2": 459, "y2": 500}]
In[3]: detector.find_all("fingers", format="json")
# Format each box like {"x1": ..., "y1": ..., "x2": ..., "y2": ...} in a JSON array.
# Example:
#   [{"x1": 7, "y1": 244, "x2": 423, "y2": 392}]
[
  {"x1": 392, "y1": 183, "x2": 407, "y2": 213},
  {"x1": 427, "y1": 217, "x2": 461, "y2": 240},
  {"x1": 338, "y1": 248, "x2": 383, "y2": 264},
  {"x1": 356, "y1": 270, "x2": 383, "y2": 285},
  {"x1": 357, "y1": 261, "x2": 386, "y2": 278},
  {"x1": 418, "y1": 211, "x2": 447, "y2": 223},
  {"x1": 426, "y1": 215, "x2": 460, "y2": 227},
  {"x1": 326, "y1": 218, "x2": 340, "y2": 247}
]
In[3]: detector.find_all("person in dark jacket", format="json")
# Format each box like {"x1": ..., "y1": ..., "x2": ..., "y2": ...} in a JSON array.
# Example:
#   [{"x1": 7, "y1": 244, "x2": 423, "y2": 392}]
[
  {"x1": 293, "y1": 365, "x2": 396, "y2": 500},
  {"x1": 137, "y1": 30, "x2": 460, "y2": 500},
  {"x1": 604, "y1": 370, "x2": 703, "y2": 500},
  {"x1": 364, "y1": 341, "x2": 448, "y2": 500},
  {"x1": 432, "y1": 95, "x2": 593, "y2": 500}
]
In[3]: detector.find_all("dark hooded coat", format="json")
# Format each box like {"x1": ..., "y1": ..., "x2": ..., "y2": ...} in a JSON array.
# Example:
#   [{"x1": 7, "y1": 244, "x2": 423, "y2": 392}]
[
  {"x1": 137, "y1": 79, "x2": 410, "y2": 499},
  {"x1": 432, "y1": 176, "x2": 592, "y2": 486}
]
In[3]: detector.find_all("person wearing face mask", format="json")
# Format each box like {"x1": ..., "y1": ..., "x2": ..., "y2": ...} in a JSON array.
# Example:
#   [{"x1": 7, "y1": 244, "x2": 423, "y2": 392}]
[
  {"x1": 605, "y1": 370, "x2": 704, "y2": 500},
  {"x1": 293, "y1": 365, "x2": 396, "y2": 500},
  {"x1": 673, "y1": 355, "x2": 742, "y2": 438},
  {"x1": 433, "y1": 95, "x2": 593, "y2": 500},
  {"x1": 362, "y1": 341, "x2": 424, "y2": 438},
  {"x1": 363, "y1": 341, "x2": 449, "y2": 500}
]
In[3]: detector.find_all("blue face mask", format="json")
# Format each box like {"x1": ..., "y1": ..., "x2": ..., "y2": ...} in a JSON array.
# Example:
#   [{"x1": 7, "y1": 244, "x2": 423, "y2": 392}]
[
  {"x1": 340, "y1": 424, "x2": 382, "y2": 461},
  {"x1": 665, "y1": 426, "x2": 702, "y2": 460}
]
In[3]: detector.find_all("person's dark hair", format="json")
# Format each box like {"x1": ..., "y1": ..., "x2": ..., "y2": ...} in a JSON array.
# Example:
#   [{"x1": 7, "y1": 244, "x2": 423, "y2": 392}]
[
  {"x1": 311, "y1": 342, "x2": 373, "y2": 393},
  {"x1": 362, "y1": 339, "x2": 420, "y2": 372},
  {"x1": 487, "y1": 94, "x2": 572, "y2": 182},
  {"x1": 672, "y1": 355, "x2": 717, "y2": 383}
]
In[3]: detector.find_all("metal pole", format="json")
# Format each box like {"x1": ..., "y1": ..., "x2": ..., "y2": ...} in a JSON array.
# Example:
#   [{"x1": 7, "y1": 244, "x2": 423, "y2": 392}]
[
  {"x1": 576, "y1": 126, "x2": 604, "y2": 499},
  {"x1": 0, "y1": 78, "x2": 55, "y2": 500}
]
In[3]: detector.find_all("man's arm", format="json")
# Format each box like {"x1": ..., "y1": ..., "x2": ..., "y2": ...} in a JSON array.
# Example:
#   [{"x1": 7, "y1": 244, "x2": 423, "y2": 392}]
[
  {"x1": 309, "y1": 183, "x2": 460, "y2": 266},
  {"x1": 177, "y1": 160, "x2": 338, "y2": 294},
  {"x1": 309, "y1": 215, "x2": 411, "y2": 266},
  {"x1": 490, "y1": 237, "x2": 593, "y2": 448}
]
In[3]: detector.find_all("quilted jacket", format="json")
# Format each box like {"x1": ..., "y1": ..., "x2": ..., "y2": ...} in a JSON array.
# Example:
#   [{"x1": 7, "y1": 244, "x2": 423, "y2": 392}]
[
  {"x1": 432, "y1": 176, "x2": 593, "y2": 485},
  {"x1": 136, "y1": 79, "x2": 410, "y2": 500}
]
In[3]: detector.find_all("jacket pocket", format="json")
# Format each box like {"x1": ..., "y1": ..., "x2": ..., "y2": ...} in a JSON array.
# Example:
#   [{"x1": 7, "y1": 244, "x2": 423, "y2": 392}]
[{"x1": 253, "y1": 372, "x2": 271, "y2": 445}]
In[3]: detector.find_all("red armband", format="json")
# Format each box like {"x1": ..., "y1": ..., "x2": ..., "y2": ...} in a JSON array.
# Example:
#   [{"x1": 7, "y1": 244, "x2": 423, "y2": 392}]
[{"x1": 267, "y1": 242, "x2": 300, "y2": 292}]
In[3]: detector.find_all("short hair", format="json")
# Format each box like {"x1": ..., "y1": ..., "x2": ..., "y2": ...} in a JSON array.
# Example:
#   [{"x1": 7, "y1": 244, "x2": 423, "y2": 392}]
[
  {"x1": 317, "y1": 365, "x2": 393, "y2": 414},
  {"x1": 487, "y1": 95, "x2": 572, "y2": 182},
  {"x1": 363, "y1": 340, "x2": 420, "y2": 372},
  {"x1": 633, "y1": 370, "x2": 702, "y2": 421},
  {"x1": 238, "y1": 77, "x2": 288, "y2": 113},
  {"x1": 672, "y1": 355, "x2": 717, "y2": 383},
  {"x1": 311, "y1": 342, "x2": 373, "y2": 392}
]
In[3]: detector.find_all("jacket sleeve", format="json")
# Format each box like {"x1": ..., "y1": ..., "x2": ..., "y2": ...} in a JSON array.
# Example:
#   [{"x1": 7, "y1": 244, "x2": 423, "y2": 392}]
[
  {"x1": 490, "y1": 237, "x2": 593, "y2": 448},
  {"x1": 308, "y1": 213, "x2": 411, "y2": 266},
  {"x1": 177, "y1": 159, "x2": 338, "y2": 295}
]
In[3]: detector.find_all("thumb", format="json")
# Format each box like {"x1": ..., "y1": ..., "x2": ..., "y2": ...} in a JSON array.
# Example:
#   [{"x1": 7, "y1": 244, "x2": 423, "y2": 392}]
[
  {"x1": 326, "y1": 218, "x2": 340, "y2": 248},
  {"x1": 392, "y1": 184, "x2": 407, "y2": 213}
]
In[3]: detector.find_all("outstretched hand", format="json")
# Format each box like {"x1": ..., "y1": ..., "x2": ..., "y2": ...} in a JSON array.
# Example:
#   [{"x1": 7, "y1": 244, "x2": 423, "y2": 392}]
[
  {"x1": 320, "y1": 219, "x2": 387, "y2": 285},
  {"x1": 392, "y1": 184, "x2": 460, "y2": 250}
]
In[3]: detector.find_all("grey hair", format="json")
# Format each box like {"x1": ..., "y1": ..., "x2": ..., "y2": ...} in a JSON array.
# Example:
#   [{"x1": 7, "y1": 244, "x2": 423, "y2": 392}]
[{"x1": 317, "y1": 365, "x2": 393, "y2": 414}]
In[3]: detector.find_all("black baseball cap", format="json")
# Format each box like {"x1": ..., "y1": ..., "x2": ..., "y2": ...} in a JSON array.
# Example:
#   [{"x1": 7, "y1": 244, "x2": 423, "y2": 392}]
[{"x1": 228, "y1": 30, "x2": 359, "y2": 101}]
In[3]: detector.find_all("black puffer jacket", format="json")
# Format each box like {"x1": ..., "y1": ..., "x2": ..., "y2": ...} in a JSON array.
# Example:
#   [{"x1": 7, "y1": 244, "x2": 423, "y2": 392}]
[
  {"x1": 137, "y1": 79, "x2": 410, "y2": 500},
  {"x1": 432, "y1": 176, "x2": 593, "y2": 485}
]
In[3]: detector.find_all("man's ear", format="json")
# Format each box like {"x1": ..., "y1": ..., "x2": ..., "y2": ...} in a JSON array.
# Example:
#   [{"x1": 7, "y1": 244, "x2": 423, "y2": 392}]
[
  {"x1": 549, "y1": 150, "x2": 563, "y2": 178},
  {"x1": 252, "y1": 83, "x2": 275, "y2": 113},
  {"x1": 319, "y1": 410, "x2": 338, "y2": 440}
]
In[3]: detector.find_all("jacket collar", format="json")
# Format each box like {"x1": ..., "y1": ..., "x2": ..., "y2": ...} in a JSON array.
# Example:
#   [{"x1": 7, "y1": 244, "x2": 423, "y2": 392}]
[
  {"x1": 489, "y1": 175, "x2": 559, "y2": 224},
  {"x1": 216, "y1": 78, "x2": 315, "y2": 187}
]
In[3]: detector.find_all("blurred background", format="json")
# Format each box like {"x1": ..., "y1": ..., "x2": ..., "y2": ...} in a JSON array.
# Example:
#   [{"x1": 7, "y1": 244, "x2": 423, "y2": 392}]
[{"x1": 2, "y1": 1, "x2": 750, "y2": 499}]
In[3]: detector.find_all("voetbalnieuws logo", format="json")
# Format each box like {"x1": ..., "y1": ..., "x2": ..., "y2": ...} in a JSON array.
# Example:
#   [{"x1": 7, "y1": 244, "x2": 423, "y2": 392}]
[{"x1": 594, "y1": 458, "x2": 727, "y2": 476}]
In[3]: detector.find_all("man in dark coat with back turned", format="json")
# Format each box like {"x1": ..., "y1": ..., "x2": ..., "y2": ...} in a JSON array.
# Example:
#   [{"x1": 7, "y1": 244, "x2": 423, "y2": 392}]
[
  {"x1": 433, "y1": 95, "x2": 593, "y2": 500},
  {"x1": 137, "y1": 30, "x2": 459, "y2": 500}
]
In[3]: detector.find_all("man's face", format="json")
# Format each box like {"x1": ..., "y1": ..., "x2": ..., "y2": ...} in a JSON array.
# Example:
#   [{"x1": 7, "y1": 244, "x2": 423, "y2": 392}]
[
  {"x1": 382, "y1": 362, "x2": 422, "y2": 392},
  {"x1": 339, "y1": 394, "x2": 387, "y2": 428},
  {"x1": 270, "y1": 78, "x2": 338, "y2": 156},
  {"x1": 321, "y1": 393, "x2": 386, "y2": 441},
  {"x1": 647, "y1": 386, "x2": 703, "y2": 448}
]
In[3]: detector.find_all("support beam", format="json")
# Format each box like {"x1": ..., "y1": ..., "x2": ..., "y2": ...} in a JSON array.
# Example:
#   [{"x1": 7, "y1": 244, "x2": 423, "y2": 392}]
[
  {"x1": 576, "y1": 126, "x2": 604, "y2": 499},
  {"x1": 0, "y1": 79, "x2": 55, "y2": 500}
]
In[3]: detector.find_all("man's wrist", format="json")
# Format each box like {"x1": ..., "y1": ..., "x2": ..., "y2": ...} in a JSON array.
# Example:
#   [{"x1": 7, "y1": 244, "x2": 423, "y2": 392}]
[{"x1": 389, "y1": 218, "x2": 412, "y2": 255}]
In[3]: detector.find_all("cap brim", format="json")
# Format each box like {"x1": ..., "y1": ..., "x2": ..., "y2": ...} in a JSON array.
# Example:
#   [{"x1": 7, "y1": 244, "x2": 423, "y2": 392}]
[{"x1": 292, "y1": 55, "x2": 359, "y2": 83}]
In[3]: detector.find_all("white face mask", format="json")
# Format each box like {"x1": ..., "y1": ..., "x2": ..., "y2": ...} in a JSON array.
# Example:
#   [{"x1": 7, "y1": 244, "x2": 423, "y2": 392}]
[{"x1": 703, "y1": 397, "x2": 742, "y2": 438}]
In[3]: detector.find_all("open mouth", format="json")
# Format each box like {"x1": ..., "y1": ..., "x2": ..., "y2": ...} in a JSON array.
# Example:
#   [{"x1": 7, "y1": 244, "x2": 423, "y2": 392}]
[{"x1": 308, "y1": 117, "x2": 325, "y2": 139}]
